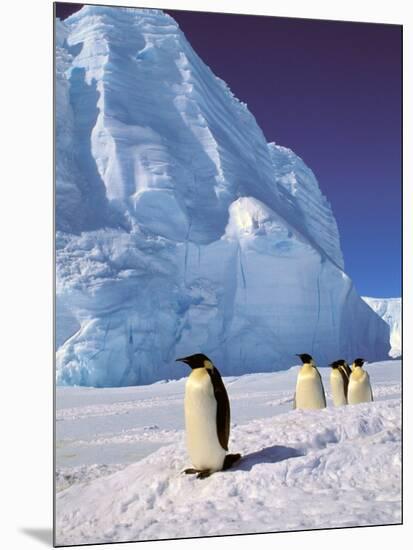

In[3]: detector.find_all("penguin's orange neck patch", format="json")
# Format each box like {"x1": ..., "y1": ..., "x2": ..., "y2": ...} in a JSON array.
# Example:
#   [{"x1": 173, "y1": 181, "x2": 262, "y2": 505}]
[
  {"x1": 352, "y1": 367, "x2": 365, "y2": 381},
  {"x1": 301, "y1": 363, "x2": 315, "y2": 373},
  {"x1": 204, "y1": 360, "x2": 213, "y2": 370},
  {"x1": 189, "y1": 368, "x2": 209, "y2": 383}
]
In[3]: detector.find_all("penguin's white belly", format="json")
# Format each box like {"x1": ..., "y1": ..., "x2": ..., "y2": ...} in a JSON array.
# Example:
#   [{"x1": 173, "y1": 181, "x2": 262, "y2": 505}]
[
  {"x1": 295, "y1": 369, "x2": 325, "y2": 410},
  {"x1": 185, "y1": 371, "x2": 226, "y2": 472},
  {"x1": 348, "y1": 373, "x2": 372, "y2": 404},
  {"x1": 330, "y1": 371, "x2": 347, "y2": 406}
]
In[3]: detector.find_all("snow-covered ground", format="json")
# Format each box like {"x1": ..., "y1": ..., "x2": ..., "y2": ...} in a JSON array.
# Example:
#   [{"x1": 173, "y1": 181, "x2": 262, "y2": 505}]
[{"x1": 55, "y1": 359, "x2": 401, "y2": 546}]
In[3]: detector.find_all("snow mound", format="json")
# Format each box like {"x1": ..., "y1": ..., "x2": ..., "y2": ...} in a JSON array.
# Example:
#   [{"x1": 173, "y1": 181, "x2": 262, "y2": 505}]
[{"x1": 56, "y1": 398, "x2": 401, "y2": 545}]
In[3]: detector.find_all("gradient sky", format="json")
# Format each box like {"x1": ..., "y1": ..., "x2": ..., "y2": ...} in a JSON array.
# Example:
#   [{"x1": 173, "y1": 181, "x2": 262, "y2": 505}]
[{"x1": 55, "y1": 3, "x2": 402, "y2": 298}]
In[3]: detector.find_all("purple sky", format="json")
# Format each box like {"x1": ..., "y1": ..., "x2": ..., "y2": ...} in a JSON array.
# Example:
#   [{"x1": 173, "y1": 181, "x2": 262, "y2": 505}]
[{"x1": 55, "y1": 3, "x2": 402, "y2": 298}]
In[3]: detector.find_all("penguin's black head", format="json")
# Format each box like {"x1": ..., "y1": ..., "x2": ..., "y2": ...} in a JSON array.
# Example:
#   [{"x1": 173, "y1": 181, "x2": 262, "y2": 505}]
[
  {"x1": 176, "y1": 353, "x2": 213, "y2": 370},
  {"x1": 354, "y1": 358, "x2": 365, "y2": 367},
  {"x1": 329, "y1": 359, "x2": 346, "y2": 368},
  {"x1": 296, "y1": 353, "x2": 313, "y2": 364}
]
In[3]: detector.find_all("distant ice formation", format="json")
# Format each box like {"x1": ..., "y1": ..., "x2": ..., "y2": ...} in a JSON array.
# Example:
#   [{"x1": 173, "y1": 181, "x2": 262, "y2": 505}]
[{"x1": 362, "y1": 297, "x2": 401, "y2": 358}]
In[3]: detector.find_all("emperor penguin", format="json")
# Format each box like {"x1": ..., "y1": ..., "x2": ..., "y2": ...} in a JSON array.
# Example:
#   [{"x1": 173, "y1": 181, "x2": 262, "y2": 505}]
[
  {"x1": 293, "y1": 353, "x2": 326, "y2": 410},
  {"x1": 338, "y1": 359, "x2": 352, "y2": 379},
  {"x1": 176, "y1": 353, "x2": 241, "y2": 479},
  {"x1": 329, "y1": 360, "x2": 349, "y2": 406},
  {"x1": 348, "y1": 358, "x2": 373, "y2": 404}
]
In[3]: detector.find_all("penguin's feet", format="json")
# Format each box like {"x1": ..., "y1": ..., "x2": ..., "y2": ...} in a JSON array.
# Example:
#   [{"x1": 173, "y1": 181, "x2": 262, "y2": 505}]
[
  {"x1": 182, "y1": 468, "x2": 212, "y2": 479},
  {"x1": 222, "y1": 453, "x2": 242, "y2": 471},
  {"x1": 196, "y1": 470, "x2": 212, "y2": 479},
  {"x1": 183, "y1": 468, "x2": 200, "y2": 475}
]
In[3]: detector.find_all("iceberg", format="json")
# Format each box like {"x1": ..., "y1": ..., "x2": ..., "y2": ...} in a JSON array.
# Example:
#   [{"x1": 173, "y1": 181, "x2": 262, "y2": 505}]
[
  {"x1": 362, "y1": 297, "x2": 401, "y2": 358},
  {"x1": 55, "y1": 6, "x2": 390, "y2": 386}
]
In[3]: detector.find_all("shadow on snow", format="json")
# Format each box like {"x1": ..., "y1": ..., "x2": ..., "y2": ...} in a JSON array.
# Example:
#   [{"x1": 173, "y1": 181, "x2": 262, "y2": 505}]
[{"x1": 234, "y1": 444, "x2": 302, "y2": 471}]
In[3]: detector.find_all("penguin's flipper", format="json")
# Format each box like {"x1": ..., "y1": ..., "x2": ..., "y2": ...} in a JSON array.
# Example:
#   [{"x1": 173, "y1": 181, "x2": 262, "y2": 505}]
[
  {"x1": 196, "y1": 470, "x2": 212, "y2": 479},
  {"x1": 315, "y1": 367, "x2": 327, "y2": 407},
  {"x1": 223, "y1": 453, "x2": 241, "y2": 471},
  {"x1": 208, "y1": 367, "x2": 230, "y2": 451},
  {"x1": 339, "y1": 367, "x2": 349, "y2": 399}
]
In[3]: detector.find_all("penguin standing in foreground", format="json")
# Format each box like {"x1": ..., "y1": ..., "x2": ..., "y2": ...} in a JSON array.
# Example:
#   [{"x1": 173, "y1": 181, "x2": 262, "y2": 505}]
[
  {"x1": 348, "y1": 358, "x2": 373, "y2": 404},
  {"x1": 176, "y1": 353, "x2": 241, "y2": 479},
  {"x1": 293, "y1": 353, "x2": 326, "y2": 410},
  {"x1": 329, "y1": 359, "x2": 350, "y2": 406}
]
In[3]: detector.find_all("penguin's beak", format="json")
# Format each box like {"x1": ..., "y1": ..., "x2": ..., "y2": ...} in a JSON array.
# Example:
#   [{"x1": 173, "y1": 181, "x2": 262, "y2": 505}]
[{"x1": 176, "y1": 357, "x2": 189, "y2": 364}]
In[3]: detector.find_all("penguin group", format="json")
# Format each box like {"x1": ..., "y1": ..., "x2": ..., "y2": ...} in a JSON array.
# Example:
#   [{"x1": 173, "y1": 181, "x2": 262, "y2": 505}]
[
  {"x1": 176, "y1": 352, "x2": 374, "y2": 479},
  {"x1": 294, "y1": 354, "x2": 373, "y2": 409}
]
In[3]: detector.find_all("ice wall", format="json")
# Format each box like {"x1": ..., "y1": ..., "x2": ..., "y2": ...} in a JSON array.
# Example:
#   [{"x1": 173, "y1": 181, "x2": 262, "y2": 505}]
[
  {"x1": 55, "y1": 6, "x2": 389, "y2": 386},
  {"x1": 363, "y1": 297, "x2": 401, "y2": 358}
]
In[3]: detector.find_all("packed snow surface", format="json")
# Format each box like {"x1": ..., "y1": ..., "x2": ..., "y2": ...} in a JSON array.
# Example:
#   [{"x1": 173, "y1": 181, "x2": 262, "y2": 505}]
[
  {"x1": 55, "y1": 5, "x2": 390, "y2": 386},
  {"x1": 55, "y1": 360, "x2": 401, "y2": 545},
  {"x1": 363, "y1": 297, "x2": 401, "y2": 358}
]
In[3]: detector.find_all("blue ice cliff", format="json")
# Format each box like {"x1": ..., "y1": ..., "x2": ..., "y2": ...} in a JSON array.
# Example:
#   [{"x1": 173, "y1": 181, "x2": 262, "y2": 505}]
[{"x1": 55, "y1": 6, "x2": 389, "y2": 386}]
